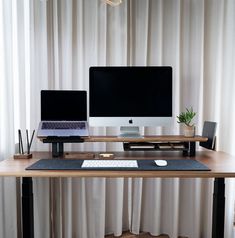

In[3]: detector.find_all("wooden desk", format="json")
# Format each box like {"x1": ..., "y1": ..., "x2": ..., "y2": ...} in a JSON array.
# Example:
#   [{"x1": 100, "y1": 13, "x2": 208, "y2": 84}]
[
  {"x1": 0, "y1": 150, "x2": 233, "y2": 238},
  {"x1": 0, "y1": 150, "x2": 234, "y2": 178}
]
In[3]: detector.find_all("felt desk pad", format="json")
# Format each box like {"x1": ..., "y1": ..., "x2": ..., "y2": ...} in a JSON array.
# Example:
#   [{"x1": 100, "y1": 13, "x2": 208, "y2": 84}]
[{"x1": 26, "y1": 159, "x2": 210, "y2": 171}]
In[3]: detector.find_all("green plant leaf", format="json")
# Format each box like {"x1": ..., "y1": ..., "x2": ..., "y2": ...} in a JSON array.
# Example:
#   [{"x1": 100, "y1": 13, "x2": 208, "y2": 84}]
[{"x1": 177, "y1": 107, "x2": 196, "y2": 126}]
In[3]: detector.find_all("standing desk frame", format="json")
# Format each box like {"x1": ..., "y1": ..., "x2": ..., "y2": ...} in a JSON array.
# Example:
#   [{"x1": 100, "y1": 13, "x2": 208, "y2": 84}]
[{"x1": 0, "y1": 136, "x2": 233, "y2": 238}]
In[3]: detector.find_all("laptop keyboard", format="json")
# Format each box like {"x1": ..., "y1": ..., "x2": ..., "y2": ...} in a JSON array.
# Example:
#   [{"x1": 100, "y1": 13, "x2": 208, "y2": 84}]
[{"x1": 42, "y1": 122, "x2": 86, "y2": 129}]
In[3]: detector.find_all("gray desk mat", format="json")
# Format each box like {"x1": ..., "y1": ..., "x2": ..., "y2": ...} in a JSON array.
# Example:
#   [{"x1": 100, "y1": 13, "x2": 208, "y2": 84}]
[{"x1": 26, "y1": 159, "x2": 210, "y2": 171}]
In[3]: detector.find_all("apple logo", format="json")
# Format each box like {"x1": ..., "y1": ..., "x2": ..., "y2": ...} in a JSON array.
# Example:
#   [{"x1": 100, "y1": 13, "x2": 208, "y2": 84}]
[{"x1": 129, "y1": 119, "x2": 133, "y2": 124}]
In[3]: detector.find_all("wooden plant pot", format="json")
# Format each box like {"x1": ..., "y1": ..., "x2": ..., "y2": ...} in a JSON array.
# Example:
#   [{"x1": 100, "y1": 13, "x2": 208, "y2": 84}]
[{"x1": 184, "y1": 125, "x2": 195, "y2": 137}]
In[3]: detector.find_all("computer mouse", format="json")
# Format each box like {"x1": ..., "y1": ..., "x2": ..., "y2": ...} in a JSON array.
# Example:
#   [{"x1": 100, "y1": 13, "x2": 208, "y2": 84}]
[{"x1": 155, "y1": 160, "x2": 167, "y2": 167}]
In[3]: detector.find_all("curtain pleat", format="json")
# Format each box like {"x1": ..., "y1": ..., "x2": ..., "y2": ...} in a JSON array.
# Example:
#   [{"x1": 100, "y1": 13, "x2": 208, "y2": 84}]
[{"x1": 0, "y1": 1, "x2": 19, "y2": 237}]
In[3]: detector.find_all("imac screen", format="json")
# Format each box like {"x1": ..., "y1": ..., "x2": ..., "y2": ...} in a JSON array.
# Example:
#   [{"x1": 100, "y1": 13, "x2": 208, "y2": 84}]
[{"x1": 89, "y1": 66, "x2": 172, "y2": 119}]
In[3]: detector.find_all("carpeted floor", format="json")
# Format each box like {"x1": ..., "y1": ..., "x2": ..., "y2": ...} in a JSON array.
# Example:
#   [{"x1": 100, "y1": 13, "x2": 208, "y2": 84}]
[
  {"x1": 105, "y1": 231, "x2": 169, "y2": 237},
  {"x1": 105, "y1": 231, "x2": 189, "y2": 238}
]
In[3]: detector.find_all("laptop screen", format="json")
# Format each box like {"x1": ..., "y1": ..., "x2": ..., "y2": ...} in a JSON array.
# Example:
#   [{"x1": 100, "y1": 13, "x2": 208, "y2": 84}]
[{"x1": 41, "y1": 90, "x2": 87, "y2": 121}]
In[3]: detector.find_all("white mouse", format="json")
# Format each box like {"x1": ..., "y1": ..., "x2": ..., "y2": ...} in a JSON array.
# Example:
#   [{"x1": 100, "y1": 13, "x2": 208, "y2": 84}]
[{"x1": 155, "y1": 160, "x2": 167, "y2": 167}]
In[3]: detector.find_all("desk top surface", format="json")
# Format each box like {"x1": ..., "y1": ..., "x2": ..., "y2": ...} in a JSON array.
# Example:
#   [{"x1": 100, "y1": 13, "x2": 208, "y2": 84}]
[{"x1": 0, "y1": 150, "x2": 235, "y2": 178}]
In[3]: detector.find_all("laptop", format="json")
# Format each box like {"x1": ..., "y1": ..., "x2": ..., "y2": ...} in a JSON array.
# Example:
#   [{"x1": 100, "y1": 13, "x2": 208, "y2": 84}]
[{"x1": 37, "y1": 90, "x2": 89, "y2": 138}]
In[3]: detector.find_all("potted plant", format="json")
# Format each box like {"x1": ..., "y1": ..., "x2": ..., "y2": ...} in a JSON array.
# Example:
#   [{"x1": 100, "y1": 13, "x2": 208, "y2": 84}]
[{"x1": 177, "y1": 107, "x2": 196, "y2": 137}]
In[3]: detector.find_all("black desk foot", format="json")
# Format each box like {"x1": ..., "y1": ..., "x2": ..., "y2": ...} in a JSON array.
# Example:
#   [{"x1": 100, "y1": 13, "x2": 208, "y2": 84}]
[
  {"x1": 22, "y1": 177, "x2": 34, "y2": 238},
  {"x1": 212, "y1": 178, "x2": 225, "y2": 238}
]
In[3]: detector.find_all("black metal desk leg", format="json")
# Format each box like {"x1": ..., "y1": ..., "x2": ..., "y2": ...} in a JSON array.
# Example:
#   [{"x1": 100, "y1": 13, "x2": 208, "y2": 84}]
[
  {"x1": 212, "y1": 178, "x2": 225, "y2": 238},
  {"x1": 22, "y1": 177, "x2": 34, "y2": 238}
]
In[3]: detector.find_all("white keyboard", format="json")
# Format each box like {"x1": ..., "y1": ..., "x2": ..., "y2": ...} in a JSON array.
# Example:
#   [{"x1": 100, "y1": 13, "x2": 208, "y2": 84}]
[{"x1": 81, "y1": 160, "x2": 138, "y2": 168}]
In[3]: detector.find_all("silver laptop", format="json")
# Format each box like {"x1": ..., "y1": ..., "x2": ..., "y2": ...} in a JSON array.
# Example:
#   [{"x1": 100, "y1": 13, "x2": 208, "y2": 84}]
[{"x1": 37, "y1": 90, "x2": 89, "y2": 138}]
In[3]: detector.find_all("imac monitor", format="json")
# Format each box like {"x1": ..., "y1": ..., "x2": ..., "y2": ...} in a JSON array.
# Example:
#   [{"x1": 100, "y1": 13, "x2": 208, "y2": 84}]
[{"x1": 89, "y1": 66, "x2": 173, "y2": 137}]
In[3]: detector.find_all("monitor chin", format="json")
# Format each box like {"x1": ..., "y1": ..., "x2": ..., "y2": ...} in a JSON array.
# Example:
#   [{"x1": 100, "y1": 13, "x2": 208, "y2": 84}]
[{"x1": 89, "y1": 117, "x2": 173, "y2": 128}]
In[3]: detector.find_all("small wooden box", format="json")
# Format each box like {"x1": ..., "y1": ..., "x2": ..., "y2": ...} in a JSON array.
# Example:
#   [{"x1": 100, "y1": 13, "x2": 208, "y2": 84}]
[
  {"x1": 99, "y1": 153, "x2": 115, "y2": 159},
  {"x1": 64, "y1": 152, "x2": 95, "y2": 159},
  {"x1": 14, "y1": 153, "x2": 33, "y2": 159}
]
